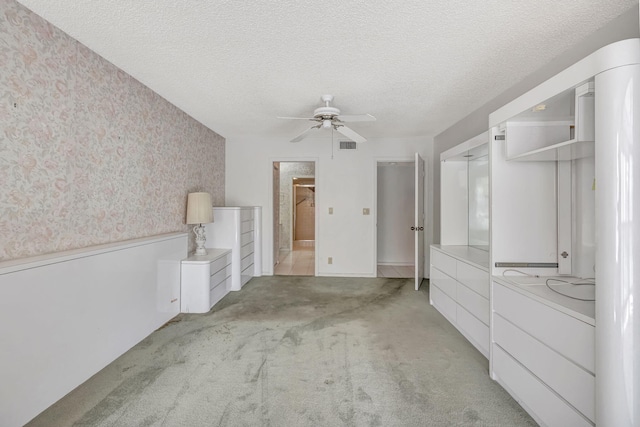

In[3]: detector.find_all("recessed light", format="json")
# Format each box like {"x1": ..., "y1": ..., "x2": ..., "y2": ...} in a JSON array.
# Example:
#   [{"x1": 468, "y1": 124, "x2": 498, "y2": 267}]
[{"x1": 532, "y1": 104, "x2": 546, "y2": 112}]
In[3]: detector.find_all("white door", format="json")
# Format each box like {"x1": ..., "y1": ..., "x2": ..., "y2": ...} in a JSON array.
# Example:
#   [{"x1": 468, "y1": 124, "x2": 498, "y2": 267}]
[{"x1": 414, "y1": 153, "x2": 425, "y2": 290}]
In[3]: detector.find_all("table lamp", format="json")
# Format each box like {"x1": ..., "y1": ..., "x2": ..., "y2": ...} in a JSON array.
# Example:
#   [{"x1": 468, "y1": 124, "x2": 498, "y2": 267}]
[{"x1": 186, "y1": 192, "x2": 213, "y2": 256}]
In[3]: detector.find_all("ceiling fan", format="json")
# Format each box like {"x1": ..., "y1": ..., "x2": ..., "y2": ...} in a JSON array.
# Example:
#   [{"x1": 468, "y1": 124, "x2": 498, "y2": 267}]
[{"x1": 278, "y1": 95, "x2": 376, "y2": 143}]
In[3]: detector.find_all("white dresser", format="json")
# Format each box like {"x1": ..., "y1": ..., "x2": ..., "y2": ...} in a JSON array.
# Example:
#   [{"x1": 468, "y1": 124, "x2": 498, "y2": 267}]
[
  {"x1": 492, "y1": 277, "x2": 595, "y2": 426},
  {"x1": 181, "y1": 248, "x2": 232, "y2": 313},
  {"x1": 205, "y1": 206, "x2": 262, "y2": 291},
  {"x1": 429, "y1": 245, "x2": 490, "y2": 358}
]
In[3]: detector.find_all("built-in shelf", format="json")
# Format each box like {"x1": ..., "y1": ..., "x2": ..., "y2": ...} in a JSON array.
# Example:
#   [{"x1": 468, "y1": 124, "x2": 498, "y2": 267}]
[
  {"x1": 504, "y1": 81, "x2": 595, "y2": 162},
  {"x1": 507, "y1": 138, "x2": 594, "y2": 162}
]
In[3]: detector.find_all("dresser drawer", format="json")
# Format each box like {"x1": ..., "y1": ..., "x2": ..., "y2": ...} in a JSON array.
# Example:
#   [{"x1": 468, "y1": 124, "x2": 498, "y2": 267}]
[
  {"x1": 430, "y1": 284, "x2": 456, "y2": 324},
  {"x1": 456, "y1": 282, "x2": 489, "y2": 325},
  {"x1": 240, "y1": 209, "x2": 253, "y2": 221},
  {"x1": 210, "y1": 264, "x2": 232, "y2": 291},
  {"x1": 456, "y1": 306, "x2": 489, "y2": 357},
  {"x1": 494, "y1": 315, "x2": 594, "y2": 421},
  {"x1": 493, "y1": 283, "x2": 595, "y2": 373},
  {"x1": 493, "y1": 346, "x2": 592, "y2": 427},
  {"x1": 430, "y1": 266, "x2": 456, "y2": 300},
  {"x1": 241, "y1": 241, "x2": 254, "y2": 259},
  {"x1": 457, "y1": 261, "x2": 489, "y2": 299},
  {"x1": 431, "y1": 249, "x2": 457, "y2": 279},
  {"x1": 241, "y1": 230, "x2": 254, "y2": 246},
  {"x1": 241, "y1": 219, "x2": 254, "y2": 234},
  {"x1": 240, "y1": 263, "x2": 253, "y2": 286},
  {"x1": 210, "y1": 276, "x2": 231, "y2": 307},
  {"x1": 210, "y1": 253, "x2": 231, "y2": 275},
  {"x1": 241, "y1": 253, "x2": 254, "y2": 271}
]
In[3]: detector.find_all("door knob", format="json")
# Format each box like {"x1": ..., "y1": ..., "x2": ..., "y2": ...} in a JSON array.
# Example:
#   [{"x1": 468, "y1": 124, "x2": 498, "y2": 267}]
[
  {"x1": 418, "y1": 226, "x2": 424, "y2": 231},
  {"x1": 411, "y1": 226, "x2": 416, "y2": 230}
]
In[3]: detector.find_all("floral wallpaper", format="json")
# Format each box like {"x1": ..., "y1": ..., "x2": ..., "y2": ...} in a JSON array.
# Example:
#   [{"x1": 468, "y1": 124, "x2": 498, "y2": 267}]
[{"x1": 0, "y1": 0, "x2": 225, "y2": 261}]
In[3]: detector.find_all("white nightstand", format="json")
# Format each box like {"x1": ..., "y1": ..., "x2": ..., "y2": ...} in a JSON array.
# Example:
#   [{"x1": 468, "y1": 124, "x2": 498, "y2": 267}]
[{"x1": 180, "y1": 248, "x2": 232, "y2": 313}]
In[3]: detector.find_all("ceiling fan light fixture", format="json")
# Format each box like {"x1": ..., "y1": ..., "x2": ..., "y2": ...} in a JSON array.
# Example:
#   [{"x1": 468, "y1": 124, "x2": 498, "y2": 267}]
[{"x1": 279, "y1": 94, "x2": 375, "y2": 143}]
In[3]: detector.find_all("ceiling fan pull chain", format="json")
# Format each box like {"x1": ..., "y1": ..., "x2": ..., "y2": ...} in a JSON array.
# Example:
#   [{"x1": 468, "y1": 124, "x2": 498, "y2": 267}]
[{"x1": 331, "y1": 127, "x2": 334, "y2": 160}]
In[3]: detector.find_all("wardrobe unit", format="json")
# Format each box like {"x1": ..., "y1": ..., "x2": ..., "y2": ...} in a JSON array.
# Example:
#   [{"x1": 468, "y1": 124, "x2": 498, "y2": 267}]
[
  {"x1": 486, "y1": 39, "x2": 640, "y2": 427},
  {"x1": 434, "y1": 38, "x2": 639, "y2": 427}
]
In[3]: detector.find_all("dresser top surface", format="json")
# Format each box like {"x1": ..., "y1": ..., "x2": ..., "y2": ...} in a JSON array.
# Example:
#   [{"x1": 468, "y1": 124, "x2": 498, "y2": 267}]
[
  {"x1": 431, "y1": 245, "x2": 490, "y2": 270},
  {"x1": 493, "y1": 275, "x2": 595, "y2": 325},
  {"x1": 183, "y1": 248, "x2": 231, "y2": 264}
]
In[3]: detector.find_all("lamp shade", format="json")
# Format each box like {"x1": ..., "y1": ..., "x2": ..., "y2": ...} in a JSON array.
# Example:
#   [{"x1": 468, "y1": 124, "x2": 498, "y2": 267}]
[{"x1": 186, "y1": 192, "x2": 213, "y2": 224}]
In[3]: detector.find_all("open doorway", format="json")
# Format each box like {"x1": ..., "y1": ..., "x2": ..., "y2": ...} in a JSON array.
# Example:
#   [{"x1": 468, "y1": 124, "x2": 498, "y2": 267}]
[
  {"x1": 376, "y1": 161, "x2": 415, "y2": 278},
  {"x1": 273, "y1": 161, "x2": 316, "y2": 276}
]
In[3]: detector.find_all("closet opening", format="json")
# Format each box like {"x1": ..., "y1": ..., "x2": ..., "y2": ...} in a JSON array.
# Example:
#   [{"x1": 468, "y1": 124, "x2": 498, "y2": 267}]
[{"x1": 376, "y1": 161, "x2": 415, "y2": 278}]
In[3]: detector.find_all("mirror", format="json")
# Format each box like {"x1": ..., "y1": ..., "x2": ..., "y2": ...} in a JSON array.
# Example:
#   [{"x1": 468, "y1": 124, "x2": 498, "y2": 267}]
[{"x1": 467, "y1": 144, "x2": 489, "y2": 250}]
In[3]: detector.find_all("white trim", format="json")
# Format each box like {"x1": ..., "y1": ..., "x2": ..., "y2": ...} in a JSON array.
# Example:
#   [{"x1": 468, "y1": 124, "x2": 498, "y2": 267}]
[{"x1": 0, "y1": 232, "x2": 186, "y2": 275}]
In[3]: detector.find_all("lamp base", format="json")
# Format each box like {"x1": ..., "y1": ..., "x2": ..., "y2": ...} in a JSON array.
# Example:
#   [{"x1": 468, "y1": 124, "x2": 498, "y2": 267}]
[{"x1": 193, "y1": 224, "x2": 207, "y2": 256}]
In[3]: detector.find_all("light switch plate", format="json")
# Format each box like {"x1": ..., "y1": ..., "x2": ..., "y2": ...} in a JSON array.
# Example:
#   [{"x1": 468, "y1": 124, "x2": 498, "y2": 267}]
[{"x1": 329, "y1": 207, "x2": 333, "y2": 214}]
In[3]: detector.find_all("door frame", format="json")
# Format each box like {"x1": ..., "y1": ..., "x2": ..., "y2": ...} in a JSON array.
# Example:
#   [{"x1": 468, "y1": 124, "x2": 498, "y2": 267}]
[
  {"x1": 373, "y1": 156, "x2": 415, "y2": 278},
  {"x1": 267, "y1": 157, "x2": 319, "y2": 276}
]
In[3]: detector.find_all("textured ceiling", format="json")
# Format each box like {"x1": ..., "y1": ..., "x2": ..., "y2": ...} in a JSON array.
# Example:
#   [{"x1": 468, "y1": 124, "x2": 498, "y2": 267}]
[{"x1": 15, "y1": 0, "x2": 638, "y2": 140}]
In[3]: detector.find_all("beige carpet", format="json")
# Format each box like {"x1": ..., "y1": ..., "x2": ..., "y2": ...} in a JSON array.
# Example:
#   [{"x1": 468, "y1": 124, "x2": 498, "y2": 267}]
[{"x1": 28, "y1": 277, "x2": 536, "y2": 426}]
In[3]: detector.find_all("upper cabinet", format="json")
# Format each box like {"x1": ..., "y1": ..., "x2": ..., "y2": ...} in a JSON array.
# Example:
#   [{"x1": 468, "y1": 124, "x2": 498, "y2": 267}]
[{"x1": 502, "y1": 81, "x2": 595, "y2": 162}]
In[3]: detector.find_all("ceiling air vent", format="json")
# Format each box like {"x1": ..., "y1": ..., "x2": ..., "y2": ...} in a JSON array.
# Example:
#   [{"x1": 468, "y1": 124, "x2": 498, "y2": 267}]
[{"x1": 339, "y1": 141, "x2": 357, "y2": 150}]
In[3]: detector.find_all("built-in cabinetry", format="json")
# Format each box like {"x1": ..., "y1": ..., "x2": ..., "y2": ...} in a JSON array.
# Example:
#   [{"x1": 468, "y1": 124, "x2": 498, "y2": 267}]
[
  {"x1": 181, "y1": 249, "x2": 232, "y2": 313},
  {"x1": 431, "y1": 131, "x2": 491, "y2": 357},
  {"x1": 205, "y1": 206, "x2": 262, "y2": 291},
  {"x1": 487, "y1": 39, "x2": 640, "y2": 427},
  {"x1": 430, "y1": 245, "x2": 490, "y2": 358},
  {"x1": 492, "y1": 278, "x2": 594, "y2": 426}
]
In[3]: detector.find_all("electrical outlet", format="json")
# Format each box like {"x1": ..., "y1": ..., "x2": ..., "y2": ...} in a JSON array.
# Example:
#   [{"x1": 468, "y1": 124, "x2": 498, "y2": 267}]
[
  {"x1": 328, "y1": 257, "x2": 333, "y2": 264},
  {"x1": 363, "y1": 208, "x2": 370, "y2": 215}
]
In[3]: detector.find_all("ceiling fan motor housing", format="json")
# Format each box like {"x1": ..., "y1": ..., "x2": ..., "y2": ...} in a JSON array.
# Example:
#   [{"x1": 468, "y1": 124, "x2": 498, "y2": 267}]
[{"x1": 313, "y1": 106, "x2": 341, "y2": 120}]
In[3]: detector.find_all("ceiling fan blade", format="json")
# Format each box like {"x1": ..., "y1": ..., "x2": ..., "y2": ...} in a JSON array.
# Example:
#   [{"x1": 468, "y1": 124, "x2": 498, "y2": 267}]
[
  {"x1": 277, "y1": 116, "x2": 318, "y2": 120},
  {"x1": 336, "y1": 114, "x2": 376, "y2": 122},
  {"x1": 336, "y1": 125, "x2": 367, "y2": 143},
  {"x1": 290, "y1": 126, "x2": 318, "y2": 142}
]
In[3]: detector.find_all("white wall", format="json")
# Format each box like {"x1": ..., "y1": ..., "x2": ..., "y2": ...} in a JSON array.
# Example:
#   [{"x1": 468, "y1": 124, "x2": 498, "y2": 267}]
[
  {"x1": 0, "y1": 233, "x2": 186, "y2": 427},
  {"x1": 377, "y1": 163, "x2": 414, "y2": 264},
  {"x1": 225, "y1": 135, "x2": 433, "y2": 277}
]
